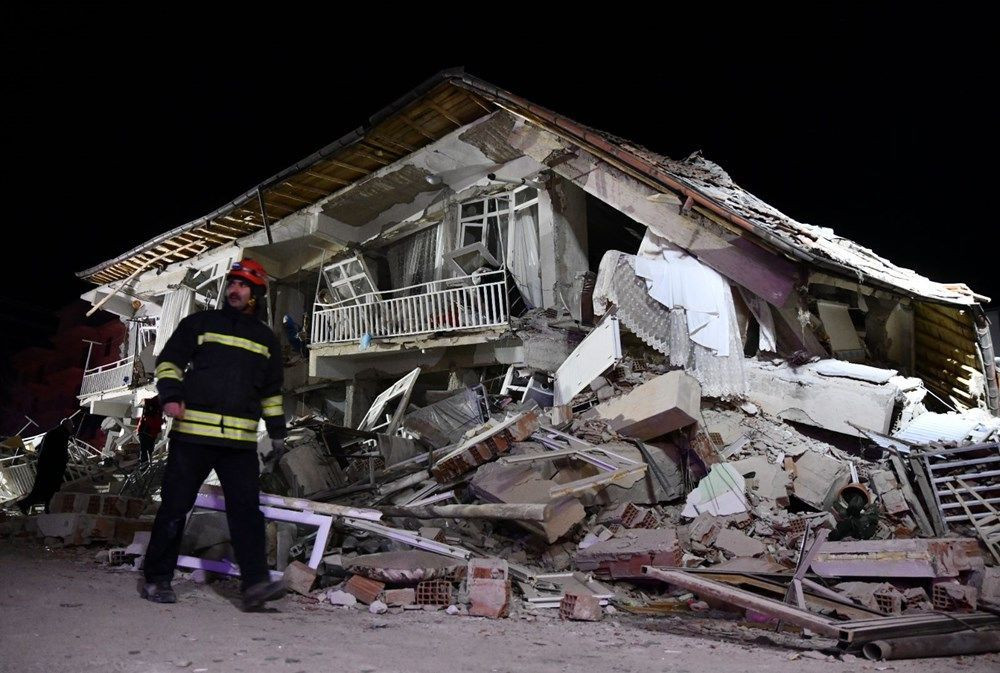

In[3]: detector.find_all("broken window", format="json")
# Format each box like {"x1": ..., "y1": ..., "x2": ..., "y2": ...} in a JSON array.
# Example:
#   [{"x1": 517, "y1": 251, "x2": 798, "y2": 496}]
[
  {"x1": 456, "y1": 186, "x2": 538, "y2": 266},
  {"x1": 318, "y1": 253, "x2": 379, "y2": 307},
  {"x1": 456, "y1": 186, "x2": 541, "y2": 306}
]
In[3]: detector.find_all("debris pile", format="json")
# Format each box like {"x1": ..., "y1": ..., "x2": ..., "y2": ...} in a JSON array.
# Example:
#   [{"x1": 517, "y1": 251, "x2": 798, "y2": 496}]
[{"x1": 7, "y1": 302, "x2": 999, "y2": 661}]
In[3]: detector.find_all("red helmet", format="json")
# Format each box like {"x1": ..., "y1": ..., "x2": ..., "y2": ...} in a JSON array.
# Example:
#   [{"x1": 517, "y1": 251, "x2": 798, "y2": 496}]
[{"x1": 228, "y1": 258, "x2": 268, "y2": 287}]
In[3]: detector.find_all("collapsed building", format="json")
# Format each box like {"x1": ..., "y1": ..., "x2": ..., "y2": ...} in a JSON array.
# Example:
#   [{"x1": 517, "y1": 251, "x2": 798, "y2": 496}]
[{"x1": 3, "y1": 69, "x2": 1000, "y2": 660}]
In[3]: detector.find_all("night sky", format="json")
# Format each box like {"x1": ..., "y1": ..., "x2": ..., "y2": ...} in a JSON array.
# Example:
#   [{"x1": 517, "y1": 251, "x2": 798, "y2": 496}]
[{"x1": 2, "y1": 4, "x2": 994, "y2": 358}]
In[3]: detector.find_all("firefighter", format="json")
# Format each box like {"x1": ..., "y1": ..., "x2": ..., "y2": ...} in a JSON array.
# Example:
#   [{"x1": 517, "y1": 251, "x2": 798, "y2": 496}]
[{"x1": 138, "y1": 258, "x2": 288, "y2": 611}]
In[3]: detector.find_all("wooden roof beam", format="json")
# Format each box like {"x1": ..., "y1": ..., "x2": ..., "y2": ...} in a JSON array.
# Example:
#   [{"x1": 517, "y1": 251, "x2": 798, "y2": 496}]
[
  {"x1": 304, "y1": 170, "x2": 352, "y2": 186},
  {"x1": 322, "y1": 158, "x2": 375, "y2": 176},
  {"x1": 367, "y1": 132, "x2": 417, "y2": 154},
  {"x1": 281, "y1": 181, "x2": 331, "y2": 197},
  {"x1": 426, "y1": 101, "x2": 463, "y2": 127},
  {"x1": 266, "y1": 189, "x2": 312, "y2": 206},
  {"x1": 396, "y1": 113, "x2": 439, "y2": 142}
]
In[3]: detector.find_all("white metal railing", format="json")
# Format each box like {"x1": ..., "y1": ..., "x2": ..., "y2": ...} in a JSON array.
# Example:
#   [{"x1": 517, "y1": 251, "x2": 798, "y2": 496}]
[
  {"x1": 312, "y1": 270, "x2": 510, "y2": 345},
  {"x1": 0, "y1": 459, "x2": 35, "y2": 504},
  {"x1": 79, "y1": 356, "x2": 134, "y2": 398}
]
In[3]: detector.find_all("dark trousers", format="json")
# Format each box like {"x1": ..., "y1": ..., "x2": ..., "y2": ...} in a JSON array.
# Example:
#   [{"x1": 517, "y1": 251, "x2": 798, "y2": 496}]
[
  {"x1": 143, "y1": 438, "x2": 268, "y2": 591},
  {"x1": 138, "y1": 432, "x2": 156, "y2": 465}
]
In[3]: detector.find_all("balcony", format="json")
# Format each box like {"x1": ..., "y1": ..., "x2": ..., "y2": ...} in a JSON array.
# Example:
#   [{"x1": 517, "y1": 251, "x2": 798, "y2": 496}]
[
  {"x1": 312, "y1": 270, "x2": 510, "y2": 345},
  {"x1": 79, "y1": 356, "x2": 135, "y2": 399}
]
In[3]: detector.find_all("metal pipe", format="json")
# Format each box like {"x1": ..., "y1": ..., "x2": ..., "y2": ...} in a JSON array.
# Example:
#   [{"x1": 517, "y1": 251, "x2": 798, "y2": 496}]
[{"x1": 862, "y1": 631, "x2": 1000, "y2": 660}]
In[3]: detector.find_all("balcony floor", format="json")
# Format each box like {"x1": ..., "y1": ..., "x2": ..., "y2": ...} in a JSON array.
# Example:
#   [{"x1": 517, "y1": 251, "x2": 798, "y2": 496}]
[{"x1": 309, "y1": 325, "x2": 510, "y2": 360}]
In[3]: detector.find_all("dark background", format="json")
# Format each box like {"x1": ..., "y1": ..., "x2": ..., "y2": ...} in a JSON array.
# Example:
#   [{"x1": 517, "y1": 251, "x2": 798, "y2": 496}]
[{"x1": 2, "y1": 3, "x2": 994, "y2": 358}]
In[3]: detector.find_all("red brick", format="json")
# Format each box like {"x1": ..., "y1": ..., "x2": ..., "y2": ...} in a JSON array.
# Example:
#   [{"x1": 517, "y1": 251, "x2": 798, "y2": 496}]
[
  {"x1": 415, "y1": 580, "x2": 453, "y2": 606},
  {"x1": 559, "y1": 592, "x2": 603, "y2": 621},
  {"x1": 469, "y1": 580, "x2": 510, "y2": 618},
  {"x1": 283, "y1": 561, "x2": 317, "y2": 595},
  {"x1": 343, "y1": 575, "x2": 385, "y2": 604}
]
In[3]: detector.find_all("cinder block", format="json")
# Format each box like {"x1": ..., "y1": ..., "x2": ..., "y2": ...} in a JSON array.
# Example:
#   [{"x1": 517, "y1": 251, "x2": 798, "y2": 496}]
[
  {"x1": 559, "y1": 592, "x2": 603, "y2": 621},
  {"x1": 48, "y1": 493, "x2": 78, "y2": 514},
  {"x1": 283, "y1": 561, "x2": 317, "y2": 595},
  {"x1": 932, "y1": 582, "x2": 977, "y2": 612},
  {"x1": 415, "y1": 580, "x2": 454, "y2": 606}
]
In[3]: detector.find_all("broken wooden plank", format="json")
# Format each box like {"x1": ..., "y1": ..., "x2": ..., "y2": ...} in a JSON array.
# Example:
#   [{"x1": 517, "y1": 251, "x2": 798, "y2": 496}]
[{"x1": 888, "y1": 453, "x2": 935, "y2": 537}]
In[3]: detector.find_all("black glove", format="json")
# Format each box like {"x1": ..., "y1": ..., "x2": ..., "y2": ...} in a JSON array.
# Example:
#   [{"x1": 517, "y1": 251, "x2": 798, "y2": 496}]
[{"x1": 262, "y1": 438, "x2": 287, "y2": 474}]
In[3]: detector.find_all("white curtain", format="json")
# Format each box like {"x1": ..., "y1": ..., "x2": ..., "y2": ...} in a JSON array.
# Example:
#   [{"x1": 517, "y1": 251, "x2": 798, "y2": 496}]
[
  {"x1": 508, "y1": 204, "x2": 543, "y2": 307},
  {"x1": 154, "y1": 287, "x2": 195, "y2": 355},
  {"x1": 387, "y1": 225, "x2": 439, "y2": 293}
]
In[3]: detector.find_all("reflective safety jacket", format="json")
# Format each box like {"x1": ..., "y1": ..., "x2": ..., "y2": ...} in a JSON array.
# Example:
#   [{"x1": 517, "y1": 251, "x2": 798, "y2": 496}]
[{"x1": 155, "y1": 304, "x2": 286, "y2": 449}]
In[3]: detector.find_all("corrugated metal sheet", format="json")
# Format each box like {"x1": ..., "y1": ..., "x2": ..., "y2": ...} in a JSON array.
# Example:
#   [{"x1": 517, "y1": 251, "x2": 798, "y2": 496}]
[
  {"x1": 914, "y1": 302, "x2": 984, "y2": 410},
  {"x1": 893, "y1": 410, "x2": 1000, "y2": 444}
]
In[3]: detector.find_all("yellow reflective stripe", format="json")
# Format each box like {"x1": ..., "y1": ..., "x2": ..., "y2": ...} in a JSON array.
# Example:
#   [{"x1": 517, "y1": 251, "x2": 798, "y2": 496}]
[
  {"x1": 223, "y1": 416, "x2": 258, "y2": 430},
  {"x1": 183, "y1": 409, "x2": 222, "y2": 424},
  {"x1": 262, "y1": 407, "x2": 283, "y2": 417},
  {"x1": 184, "y1": 409, "x2": 259, "y2": 430},
  {"x1": 197, "y1": 332, "x2": 269, "y2": 357},
  {"x1": 155, "y1": 362, "x2": 184, "y2": 381},
  {"x1": 262, "y1": 395, "x2": 282, "y2": 407},
  {"x1": 174, "y1": 421, "x2": 258, "y2": 443}
]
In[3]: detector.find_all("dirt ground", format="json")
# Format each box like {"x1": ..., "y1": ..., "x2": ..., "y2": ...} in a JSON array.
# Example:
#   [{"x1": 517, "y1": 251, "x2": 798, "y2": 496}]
[{"x1": 1, "y1": 540, "x2": 998, "y2": 673}]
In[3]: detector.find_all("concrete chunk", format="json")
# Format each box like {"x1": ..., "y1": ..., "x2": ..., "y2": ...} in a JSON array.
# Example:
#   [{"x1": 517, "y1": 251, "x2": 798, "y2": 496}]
[
  {"x1": 791, "y1": 450, "x2": 851, "y2": 510},
  {"x1": 814, "y1": 538, "x2": 984, "y2": 578},
  {"x1": 713, "y1": 528, "x2": 765, "y2": 558},
  {"x1": 470, "y1": 460, "x2": 585, "y2": 543},
  {"x1": 383, "y1": 588, "x2": 416, "y2": 606},
  {"x1": 327, "y1": 590, "x2": 358, "y2": 607},
  {"x1": 730, "y1": 456, "x2": 790, "y2": 505},
  {"x1": 581, "y1": 371, "x2": 700, "y2": 440},
  {"x1": 574, "y1": 528, "x2": 682, "y2": 579},
  {"x1": 745, "y1": 359, "x2": 898, "y2": 437}
]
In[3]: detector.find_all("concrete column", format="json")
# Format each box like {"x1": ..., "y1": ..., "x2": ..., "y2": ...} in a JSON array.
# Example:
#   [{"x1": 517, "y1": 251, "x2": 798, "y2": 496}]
[
  {"x1": 447, "y1": 367, "x2": 480, "y2": 390},
  {"x1": 343, "y1": 377, "x2": 382, "y2": 428}
]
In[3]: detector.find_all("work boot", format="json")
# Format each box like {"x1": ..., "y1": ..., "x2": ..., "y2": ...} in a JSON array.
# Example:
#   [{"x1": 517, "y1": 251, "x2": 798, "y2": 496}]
[
  {"x1": 241, "y1": 579, "x2": 286, "y2": 611},
  {"x1": 138, "y1": 578, "x2": 177, "y2": 604}
]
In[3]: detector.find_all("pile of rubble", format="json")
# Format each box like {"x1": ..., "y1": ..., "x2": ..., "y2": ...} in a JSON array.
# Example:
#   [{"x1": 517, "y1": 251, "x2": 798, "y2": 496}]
[{"x1": 4, "y1": 308, "x2": 1000, "y2": 660}]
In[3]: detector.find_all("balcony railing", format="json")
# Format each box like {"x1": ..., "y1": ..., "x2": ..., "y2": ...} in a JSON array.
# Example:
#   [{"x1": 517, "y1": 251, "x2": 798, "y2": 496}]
[
  {"x1": 80, "y1": 356, "x2": 134, "y2": 398},
  {"x1": 312, "y1": 271, "x2": 510, "y2": 345}
]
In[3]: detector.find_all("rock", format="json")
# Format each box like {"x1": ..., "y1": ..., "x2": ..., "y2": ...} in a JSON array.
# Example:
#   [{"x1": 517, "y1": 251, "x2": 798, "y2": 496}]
[
  {"x1": 327, "y1": 590, "x2": 358, "y2": 607},
  {"x1": 368, "y1": 600, "x2": 388, "y2": 615}
]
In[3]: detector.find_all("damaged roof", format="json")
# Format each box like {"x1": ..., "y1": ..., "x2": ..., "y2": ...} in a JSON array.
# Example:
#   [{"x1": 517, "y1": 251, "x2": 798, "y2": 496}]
[{"x1": 77, "y1": 69, "x2": 981, "y2": 307}]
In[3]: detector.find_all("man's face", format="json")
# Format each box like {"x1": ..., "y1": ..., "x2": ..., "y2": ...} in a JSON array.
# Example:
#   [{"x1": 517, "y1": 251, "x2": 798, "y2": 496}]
[{"x1": 226, "y1": 278, "x2": 254, "y2": 314}]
